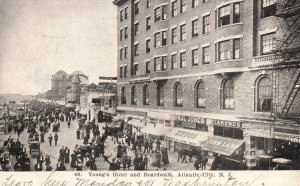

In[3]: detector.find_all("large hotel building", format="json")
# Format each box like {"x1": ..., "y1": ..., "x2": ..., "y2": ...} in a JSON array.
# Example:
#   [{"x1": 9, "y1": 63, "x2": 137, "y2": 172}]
[{"x1": 113, "y1": 0, "x2": 300, "y2": 170}]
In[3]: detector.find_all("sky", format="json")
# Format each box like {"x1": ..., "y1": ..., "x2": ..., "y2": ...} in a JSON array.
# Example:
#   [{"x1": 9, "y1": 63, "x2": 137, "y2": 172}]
[{"x1": 0, "y1": 0, "x2": 117, "y2": 95}]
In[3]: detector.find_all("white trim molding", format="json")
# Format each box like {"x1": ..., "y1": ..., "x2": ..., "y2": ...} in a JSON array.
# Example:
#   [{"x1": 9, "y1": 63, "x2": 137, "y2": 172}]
[
  {"x1": 215, "y1": 0, "x2": 244, "y2": 10},
  {"x1": 214, "y1": 34, "x2": 243, "y2": 44},
  {"x1": 258, "y1": 27, "x2": 278, "y2": 35}
]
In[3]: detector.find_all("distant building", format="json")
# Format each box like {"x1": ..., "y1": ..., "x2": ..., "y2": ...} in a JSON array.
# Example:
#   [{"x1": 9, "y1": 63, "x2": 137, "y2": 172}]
[
  {"x1": 79, "y1": 77, "x2": 117, "y2": 122},
  {"x1": 46, "y1": 70, "x2": 89, "y2": 103}
]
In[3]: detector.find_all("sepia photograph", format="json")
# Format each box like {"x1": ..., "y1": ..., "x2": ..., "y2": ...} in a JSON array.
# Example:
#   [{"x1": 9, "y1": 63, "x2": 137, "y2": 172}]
[{"x1": 0, "y1": 0, "x2": 300, "y2": 185}]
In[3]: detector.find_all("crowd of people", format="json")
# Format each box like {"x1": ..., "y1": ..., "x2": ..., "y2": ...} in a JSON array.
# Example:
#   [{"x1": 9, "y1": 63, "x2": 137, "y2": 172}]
[{"x1": 1, "y1": 100, "x2": 215, "y2": 171}]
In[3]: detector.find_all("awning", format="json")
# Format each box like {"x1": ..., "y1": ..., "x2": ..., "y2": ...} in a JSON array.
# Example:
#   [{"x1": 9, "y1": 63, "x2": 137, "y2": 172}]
[
  {"x1": 79, "y1": 108, "x2": 88, "y2": 115},
  {"x1": 127, "y1": 118, "x2": 145, "y2": 128},
  {"x1": 141, "y1": 124, "x2": 171, "y2": 136},
  {"x1": 147, "y1": 111, "x2": 170, "y2": 120},
  {"x1": 165, "y1": 127, "x2": 208, "y2": 146},
  {"x1": 201, "y1": 136, "x2": 244, "y2": 156},
  {"x1": 272, "y1": 158, "x2": 292, "y2": 164}
]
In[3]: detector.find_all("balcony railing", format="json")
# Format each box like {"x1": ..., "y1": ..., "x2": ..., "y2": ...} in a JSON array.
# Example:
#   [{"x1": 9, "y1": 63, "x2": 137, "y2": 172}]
[
  {"x1": 252, "y1": 54, "x2": 284, "y2": 67},
  {"x1": 252, "y1": 49, "x2": 300, "y2": 67}
]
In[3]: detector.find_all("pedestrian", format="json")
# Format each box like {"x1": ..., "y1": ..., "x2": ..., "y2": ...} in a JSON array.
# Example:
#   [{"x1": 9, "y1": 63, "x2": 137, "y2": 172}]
[
  {"x1": 202, "y1": 155, "x2": 208, "y2": 170},
  {"x1": 177, "y1": 147, "x2": 183, "y2": 162},
  {"x1": 76, "y1": 129, "x2": 80, "y2": 139},
  {"x1": 54, "y1": 133, "x2": 58, "y2": 146},
  {"x1": 48, "y1": 134, "x2": 53, "y2": 146},
  {"x1": 65, "y1": 147, "x2": 70, "y2": 163},
  {"x1": 126, "y1": 156, "x2": 132, "y2": 170},
  {"x1": 182, "y1": 147, "x2": 188, "y2": 163},
  {"x1": 211, "y1": 157, "x2": 217, "y2": 170},
  {"x1": 68, "y1": 121, "x2": 71, "y2": 128},
  {"x1": 156, "y1": 139, "x2": 161, "y2": 150},
  {"x1": 143, "y1": 154, "x2": 148, "y2": 170},
  {"x1": 144, "y1": 139, "x2": 149, "y2": 154},
  {"x1": 45, "y1": 155, "x2": 51, "y2": 166}
]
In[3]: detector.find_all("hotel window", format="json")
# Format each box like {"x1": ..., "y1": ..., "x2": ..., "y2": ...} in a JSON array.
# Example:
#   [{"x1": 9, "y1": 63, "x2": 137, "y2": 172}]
[
  {"x1": 146, "y1": 61, "x2": 150, "y2": 73},
  {"x1": 162, "y1": 31, "x2": 167, "y2": 46},
  {"x1": 121, "y1": 87, "x2": 126, "y2": 104},
  {"x1": 120, "y1": 48, "x2": 123, "y2": 59},
  {"x1": 124, "y1": 7, "x2": 128, "y2": 19},
  {"x1": 203, "y1": 15, "x2": 210, "y2": 34},
  {"x1": 180, "y1": 52, "x2": 186, "y2": 68},
  {"x1": 162, "y1": 56, "x2": 167, "y2": 70},
  {"x1": 172, "y1": 1, "x2": 178, "y2": 17},
  {"x1": 171, "y1": 27, "x2": 177, "y2": 44},
  {"x1": 261, "y1": 32, "x2": 276, "y2": 55},
  {"x1": 154, "y1": 57, "x2": 161, "y2": 71},
  {"x1": 124, "y1": 27, "x2": 128, "y2": 39},
  {"x1": 171, "y1": 54, "x2": 177, "y2": 69},
  {"x1": 218, "y1": 5, "x2": 230, "y2": 27},
  {"x1": 261, "y1": 0, "x2": 276, "y2": 18},
  {"x1": 143, "y1": 85, "x2": 150, "y2": 105},
  {"x1": 192, "y1": 49, "x2": 199, "y2": 66},
  {"x1": 124, "y1": 46, "x2": 128, "y2": 58},
  {"x1": 131, "y1": 85, "x2": 137, "y2": 105},
  {"x1": 195, "y1": 81, "x2": 206, "y2": 108},
  {"x1": 157, "y1": 84, "x2": 164, "y2": 106},
  {"x1": 222, "y1": 79, "x2": 235, "y2": 110},
  {"x1": 147, "y1": 0, "x2": 151, "y2": 8},
  {"x1": 135, "y1": 2, "x2": 139, "y2": 15},
  {"x1": 233, "y1": 3, "x2": 241, "y2": 23},
  {"x1": 202, "y1": 46, "x2": 210, "y2": 64},
  {"x1": 146, "y1": 17, "x2": 151, "y2": 30},
  {"x1": 120, "y1": 10, "x2": 123, "y2": 21},
  {"x1": 257, "y1": 77, "x2": 272, "y2": 112},
  {"x1": 233, "y1": 39, "x2": 241, "y2": 59},
  {"x1": 133, "y1": 64, "x2": 139, "y2": 76},
  {"x1": 134, "y1": 43, "x2": 139, "y2": 56},
  {"x1": 180, "y1": 0, "x2": 187, "y2": 13},
  {"x1": 218, "y1": 40, "x2": 230, "y2": 61},
  {"x1": 174, "y1": 82, "x2": 183, "y2": 107},
  {"x1": 192, "y1": 19, "x2": 199, "y2": 37},
  {"x1": 146, "y1": 39, "x2": 151, "y2": 53},
  {"x1": 124, "y1": 65, "x2": 127, "y2": 77},
  {"x1": 120, "y1": 67, "x2": 123, "y2": 78},
  {"x1": 155, "y1": 7, "x2": 161, "y2": 22},
  {"x1": 180, "y1": 24, "x2": 186, "y2": 41},
  {"x1": 120, "y1": 29, "x2": 123, "y2": 41},
  {"x1": 155, "y1": 33, "x2": 161, "y2": 47},
  {"x1": 134, "y1": 22, "x2": 139, "y2": 36},
  {"x1": 162, "y1": 5, "x2": 168, "y2": 20},
  {"x1": 192, "y1": 0, "x2": 199, "y2": 8}
]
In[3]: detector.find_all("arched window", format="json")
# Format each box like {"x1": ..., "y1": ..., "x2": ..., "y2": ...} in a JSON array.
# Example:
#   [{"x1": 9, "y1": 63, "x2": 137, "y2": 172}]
[
  {"x1": 121, "y1": 87, "x2": 126, "y2": 104},
  {"x1": 131, "y1": 85, "x2": 137, "y2": 105},
  {"x1": 157, "y1": 84, "x2": 164, "y2": 106},
  {"x1": 143, "y1": 85, "x2": 149, "y2": 105},
  {"x1": 195, "y1": 81, "x2": 206, "y2": 108},
  {"x1": 222, "y1": 79, "x2": 235, "y2": 109},
  {"x1": 174, "y1": 82, "x2": 183, "y2": 107},
  {"x1": 257, "y1": 77, "x2": 272, "y2": 112}
]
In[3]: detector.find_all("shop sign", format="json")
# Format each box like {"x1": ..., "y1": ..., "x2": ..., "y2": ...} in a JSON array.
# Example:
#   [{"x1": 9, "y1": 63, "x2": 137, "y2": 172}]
[
  {"x1": 174, "y1": 130, "x2": 199, "y2": 139},
  {"x1": 243, "y1": 130, "x2": 272, "y2": 138},
  {"x1": 174, "y1": 115, "x2": 205, "y2": 124},
  {"x1": 274, "y1": 133, "x2": 300, "y2": 143},
  {"x1": 243, "y1": 123, "x2": 271, "y2": 131},
  {"x1": 205, "y1": 138, "x2": 241, "y2": 150},
  {"x1": 211, "y1": 119, "x2": 241, "y2": 128}
]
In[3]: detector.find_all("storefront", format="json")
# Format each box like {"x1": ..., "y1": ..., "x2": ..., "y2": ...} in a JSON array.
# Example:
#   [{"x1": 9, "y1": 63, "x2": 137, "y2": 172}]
[
  {"x1": 165, "y1": 127, "x2": 208, "y2": 154},
  {"x1": 125, "y1": 115, "x2": 146, "y2": 135},
  {"x1": 243, "y1": 120, "x2": 300, "y2": 170},
  {"x1": 211, "y1": 119, "x2": 243, "y2": 139},
  {"x1": 141, "y1": 123, "x2": 171, "y2": 140},
  {"x1": 201, "y1": 136, "x2": 245, "y2": 170}
]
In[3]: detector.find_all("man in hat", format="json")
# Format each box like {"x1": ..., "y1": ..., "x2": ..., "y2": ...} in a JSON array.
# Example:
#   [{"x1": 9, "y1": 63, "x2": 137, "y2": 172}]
[{"x1": 48, "y1": 134, "x2": 53, "y2": 146}]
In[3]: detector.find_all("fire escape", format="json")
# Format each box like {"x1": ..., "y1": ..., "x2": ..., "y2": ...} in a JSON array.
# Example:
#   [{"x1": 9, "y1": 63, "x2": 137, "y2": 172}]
[{"x1": 272, "y1": 0, "x2": 300, "y2": 117}]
